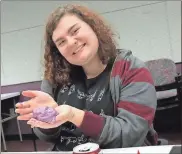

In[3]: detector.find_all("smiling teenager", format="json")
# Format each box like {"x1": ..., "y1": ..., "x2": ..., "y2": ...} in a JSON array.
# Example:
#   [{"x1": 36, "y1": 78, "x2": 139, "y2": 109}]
[{"x1": 15, "y1": 4, "x2": 158, "y2": 151}]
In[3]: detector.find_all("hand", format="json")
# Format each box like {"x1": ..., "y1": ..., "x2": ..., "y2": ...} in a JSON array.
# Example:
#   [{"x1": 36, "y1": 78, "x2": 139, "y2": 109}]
[
  {"x1": 15, "y1": 90, "x2": 58, "y2": 121},
  {"x1": 27, "y1": 105, "x2": 74, "y2": 129}
]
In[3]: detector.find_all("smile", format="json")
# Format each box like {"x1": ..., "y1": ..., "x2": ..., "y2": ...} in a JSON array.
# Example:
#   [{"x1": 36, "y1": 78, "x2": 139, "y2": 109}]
[{"x1": 73, "y1": 43, "x2": 86, "y2": 55}]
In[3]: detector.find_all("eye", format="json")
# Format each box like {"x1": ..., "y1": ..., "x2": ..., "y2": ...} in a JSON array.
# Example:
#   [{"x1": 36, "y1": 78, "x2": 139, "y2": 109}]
[
  {"x1": 72, "y1": 28, "x2": 79, "y2": 35},
  {"x1": 58, "y1": 40, "x2": 65, "y2": 46}
]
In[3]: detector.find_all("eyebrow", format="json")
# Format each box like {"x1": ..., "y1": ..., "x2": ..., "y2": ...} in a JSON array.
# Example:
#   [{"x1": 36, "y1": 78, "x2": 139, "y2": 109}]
[{"x1": 55, "y1": 23, "x2": 78, "y2": 43}]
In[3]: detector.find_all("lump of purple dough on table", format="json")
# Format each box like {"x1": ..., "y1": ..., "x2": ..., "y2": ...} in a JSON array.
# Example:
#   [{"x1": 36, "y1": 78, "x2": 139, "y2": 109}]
[{"x1": 32, "y1": 106, "x2": 58, "y2": 124}]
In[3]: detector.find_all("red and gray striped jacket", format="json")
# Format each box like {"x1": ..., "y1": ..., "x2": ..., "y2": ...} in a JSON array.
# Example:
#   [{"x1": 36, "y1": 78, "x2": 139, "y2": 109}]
[{"x1": 34, "y1": 49, "x2": 158, "y2": 148}]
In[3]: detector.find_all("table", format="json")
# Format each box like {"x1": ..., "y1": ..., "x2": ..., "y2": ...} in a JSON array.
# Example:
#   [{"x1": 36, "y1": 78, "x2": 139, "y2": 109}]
[
  {"x1": 1, "y1": 92, "x2": 23, "y2": 151},
  {"x1": 1, "y1": 145, "x2": 181, "y2": 154},
  {"x1": 1, "y1": 92, "x2": 21, "y2": 100}
]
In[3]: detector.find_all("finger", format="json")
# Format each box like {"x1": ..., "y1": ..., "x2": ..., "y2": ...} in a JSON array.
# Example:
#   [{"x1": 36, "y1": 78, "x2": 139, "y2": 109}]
[
  {"x1": 15, "y1": 108, "x2": 32, "y2": 115},
  {"x1": 15, "y1": 103, "x2": 24, "y2": 108},
  {"x1": 27, "y1": 118, "x2": 51, "y2": 129},
  {"x1": 26, "y1": 120, "x2": 35, "y2": 128},
  {"x1": 15, "y1": 101, "x2": 31, "y2": 108},
  {"x1": 27, "y1": 118, "x2": 61, "y2": 129},
  {"x1": 21, "y1": 90, "x2": 41, "y2": 98},
  {"x1": 27, "y1": 118, "x2": 37, "y2": 127},
  {"x1": 17, "y1": 113, "x2": 33, "y2": 120},
  {"x1": 31, "y1": 125, "x2": 35, "y2": 128},
  {"x1": 26, "y1": 123, "x2": 34, "y2": 128}
]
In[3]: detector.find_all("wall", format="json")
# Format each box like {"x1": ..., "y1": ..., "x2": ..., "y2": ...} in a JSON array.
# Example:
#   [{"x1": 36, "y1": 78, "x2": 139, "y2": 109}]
[{"x1": 1, "y1": 1, "x2": 181, "y2": 86}]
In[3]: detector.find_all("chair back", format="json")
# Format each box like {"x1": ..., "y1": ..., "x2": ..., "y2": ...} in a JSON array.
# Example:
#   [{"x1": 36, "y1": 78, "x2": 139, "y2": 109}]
[{"x1": 145, "y1": 58, "x2": 177, "y2": 86}]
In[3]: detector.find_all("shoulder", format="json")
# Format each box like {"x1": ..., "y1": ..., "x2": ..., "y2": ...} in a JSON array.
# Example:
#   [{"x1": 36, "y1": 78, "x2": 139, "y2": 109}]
[
  {"x1": 41, "y1": 79, "x2": 57, "y2": 96},
  {"x1": 111, "y1": 49, "x2": 154, "y2": 85},
  {"x1": 111, "y1": 49, "x2": 149, "y2": 74},
  {"x1": 116, "y1": 48, "x2": 132, "y2": 59},
  {"x1": 114, "y1": 49, "x2": 147, "y2": 69}
]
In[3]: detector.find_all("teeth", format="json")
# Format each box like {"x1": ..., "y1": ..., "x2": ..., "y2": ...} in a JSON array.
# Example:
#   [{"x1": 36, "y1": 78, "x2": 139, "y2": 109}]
[{"x1": 73, "y1": 44, "x2": 85, "y2": 54}]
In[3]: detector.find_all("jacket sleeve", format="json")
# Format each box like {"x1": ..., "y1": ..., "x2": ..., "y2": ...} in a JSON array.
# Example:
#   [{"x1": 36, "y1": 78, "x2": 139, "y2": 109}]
[
  {"x1": 33, "y1": 79, "x2": 61, "y2": 142},
  {"x1": 77, "y1": 51, "x2": 157, "y2": 148}
]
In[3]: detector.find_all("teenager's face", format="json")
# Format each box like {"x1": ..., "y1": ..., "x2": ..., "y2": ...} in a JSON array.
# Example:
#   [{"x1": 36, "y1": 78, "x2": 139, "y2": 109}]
[{"x1": 52, "y1": 14, "x2": 99, "y2": 66}]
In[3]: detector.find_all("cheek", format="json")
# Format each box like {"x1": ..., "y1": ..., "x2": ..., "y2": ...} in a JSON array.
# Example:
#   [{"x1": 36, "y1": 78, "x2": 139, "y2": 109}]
[
  {"x1": 58, "y1": 47, "x2": 67, "y2": 57},
  {"x1": 58, "y1": 49, "x2": 73, "y2": 63},
  {"x1": 91, "y1": 35, "x2": 99, "y2": 50},
  {"x1": 90, "y1": 31, "x2": 99, "y2": 45}
]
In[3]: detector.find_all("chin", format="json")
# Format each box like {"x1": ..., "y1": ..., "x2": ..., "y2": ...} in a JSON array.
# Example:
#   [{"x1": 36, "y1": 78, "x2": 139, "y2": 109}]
[
  {"x1": 69, "y1": 58, "x2": 90, "y2": 66},
  {"x1": 69, "y1": 49, "x2": 96, "y2": 66},
  {"x1": 73, "y1": 60, "x2": 89, "y2": 66}
]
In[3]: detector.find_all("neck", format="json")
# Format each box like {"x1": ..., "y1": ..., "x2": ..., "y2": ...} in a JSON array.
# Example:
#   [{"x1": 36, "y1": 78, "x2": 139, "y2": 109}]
[{"x1": 82, "y1": 54, "x2": 107, "y2": 79}]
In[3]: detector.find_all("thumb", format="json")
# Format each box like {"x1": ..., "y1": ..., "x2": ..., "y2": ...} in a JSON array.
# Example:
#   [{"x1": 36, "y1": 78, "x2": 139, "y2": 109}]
[
  {"x1": 55, "y1": 106, "x2": 74, "y2": 122},
  {"x1": 55, "y1": 112, "x2": 66, "y2": 122},
  {"x1": 21, "y1": 90, "x2": 41, "y2": 98}
]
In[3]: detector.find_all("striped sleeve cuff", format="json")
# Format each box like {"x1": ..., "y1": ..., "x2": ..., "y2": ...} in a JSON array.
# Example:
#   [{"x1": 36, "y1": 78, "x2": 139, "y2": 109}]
[{"x1": 78, "y1": 111, "x2": 105, "y2": 139}]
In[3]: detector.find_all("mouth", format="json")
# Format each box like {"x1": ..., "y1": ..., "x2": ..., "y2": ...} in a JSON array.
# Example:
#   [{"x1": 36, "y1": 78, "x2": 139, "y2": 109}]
[{"x1": 73, "y1": 43, "x2": 86, "y2": 55}]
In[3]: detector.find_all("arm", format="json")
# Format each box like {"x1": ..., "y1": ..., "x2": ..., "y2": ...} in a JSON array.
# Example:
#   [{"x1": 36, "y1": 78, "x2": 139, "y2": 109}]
[
  {"x1": 33, "y1": 79, "x2": 61, "y2": 142},
  {"x1": 69, "y1": 51, "x2": 157, "y2": 148}
]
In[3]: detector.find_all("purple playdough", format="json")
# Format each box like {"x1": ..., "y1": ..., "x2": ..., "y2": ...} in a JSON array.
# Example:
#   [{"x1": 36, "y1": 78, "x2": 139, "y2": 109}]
[{"x1": 32, "y1": 106, "x2": 58, "y2": 124}]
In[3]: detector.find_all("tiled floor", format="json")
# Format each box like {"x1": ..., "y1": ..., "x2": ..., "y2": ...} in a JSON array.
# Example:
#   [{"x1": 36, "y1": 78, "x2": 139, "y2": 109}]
[{"x1": 1, "y1": 133, "x2": 181, "y2": 152}]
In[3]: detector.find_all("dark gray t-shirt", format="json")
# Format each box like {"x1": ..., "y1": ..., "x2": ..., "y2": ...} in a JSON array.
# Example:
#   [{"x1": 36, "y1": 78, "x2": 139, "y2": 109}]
[{"x1": 54, "y1": 64, "x2": 114, "y2": 151}]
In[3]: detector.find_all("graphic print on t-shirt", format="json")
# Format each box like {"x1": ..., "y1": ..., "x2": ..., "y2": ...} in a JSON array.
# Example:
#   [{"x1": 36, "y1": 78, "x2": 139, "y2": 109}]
[
  {"x1": 68, "y1": 84, "x2": 75, "y2": 95},
  {"x1": 55, "y1": 61, "x2": 115, "y2": 151},
  {"x1": 62, "y1": 84, "x2": 106, "y2": 103}
]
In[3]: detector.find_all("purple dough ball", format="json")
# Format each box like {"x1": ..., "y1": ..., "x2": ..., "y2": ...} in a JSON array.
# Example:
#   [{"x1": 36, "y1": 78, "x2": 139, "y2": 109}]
[{"x1": 32, "y1": 106, "x2": 58, "y2": 124}]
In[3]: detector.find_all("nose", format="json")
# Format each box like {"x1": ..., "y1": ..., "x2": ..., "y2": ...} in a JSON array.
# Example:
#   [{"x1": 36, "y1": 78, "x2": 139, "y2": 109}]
[{"x1": 67, "y1": 37, "x2": 77, "y2": 47}]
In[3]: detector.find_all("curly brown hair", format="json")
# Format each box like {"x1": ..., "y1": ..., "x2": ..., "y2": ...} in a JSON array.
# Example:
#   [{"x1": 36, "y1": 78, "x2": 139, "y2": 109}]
[{"x1": 43, "y1": 4, "x2": 117, "y2": 87}]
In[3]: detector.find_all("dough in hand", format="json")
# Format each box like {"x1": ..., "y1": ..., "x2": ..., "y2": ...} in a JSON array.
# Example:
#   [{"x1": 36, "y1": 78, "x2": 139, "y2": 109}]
[{"x1": 32, "y1": 106, "x2": 58, "y2": 124}]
